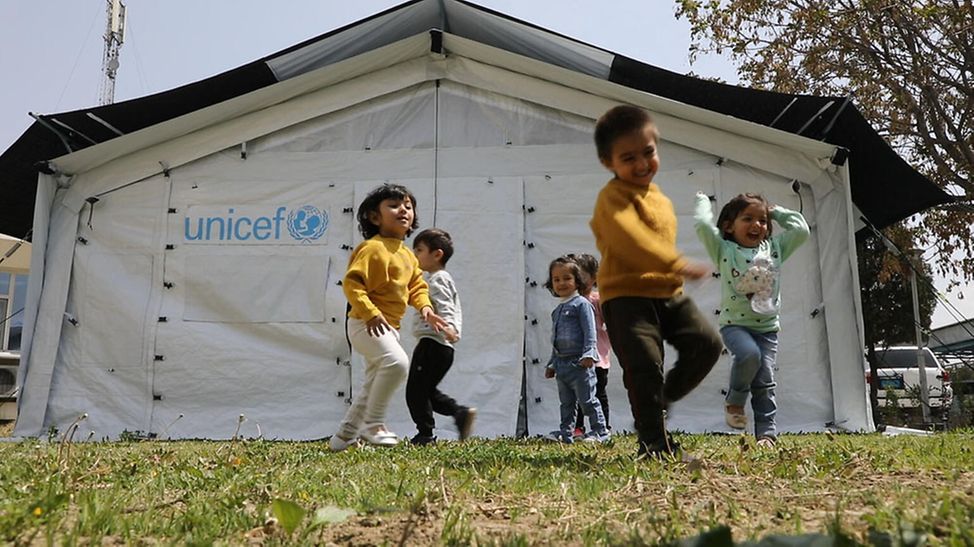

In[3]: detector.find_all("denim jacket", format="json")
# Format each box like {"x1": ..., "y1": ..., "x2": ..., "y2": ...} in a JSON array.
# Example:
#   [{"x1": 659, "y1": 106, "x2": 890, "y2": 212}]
[{"x1": 546, "y1": 294, "x2": 600, "y2": 369}]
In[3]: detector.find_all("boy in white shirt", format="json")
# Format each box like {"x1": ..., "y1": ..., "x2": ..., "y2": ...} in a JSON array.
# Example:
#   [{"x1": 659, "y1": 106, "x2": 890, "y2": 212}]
[{"x1": 406, "y1": 228, "x2": 476, "y2": 445}]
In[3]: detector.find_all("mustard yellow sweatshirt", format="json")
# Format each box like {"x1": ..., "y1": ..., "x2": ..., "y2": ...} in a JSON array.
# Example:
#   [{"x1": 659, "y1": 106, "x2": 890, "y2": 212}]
[
  {"x1": 589, "y1": 178, "x2": 687, "y2": 302},
  {"x1": 343, "y1": 236, "x2": 432, "y2": 329}
]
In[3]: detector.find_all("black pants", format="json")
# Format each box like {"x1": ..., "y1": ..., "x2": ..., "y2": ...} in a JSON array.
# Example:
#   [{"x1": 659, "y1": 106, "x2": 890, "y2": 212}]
[
  {"x1": 576, "y1": 367, "x2": 610, "y2": 430},
  {"x1": 602, "y1": 295, "x2": 721, "y2": 450},
  {"x1": 406, "y1": 337, "x2": 461, "y2": 437}
]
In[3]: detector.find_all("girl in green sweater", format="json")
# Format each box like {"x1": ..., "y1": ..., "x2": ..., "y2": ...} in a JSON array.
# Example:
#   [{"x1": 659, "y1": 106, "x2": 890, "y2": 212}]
[{"x1": 694, "y1": 192, "x2": 809, "y2": 446}]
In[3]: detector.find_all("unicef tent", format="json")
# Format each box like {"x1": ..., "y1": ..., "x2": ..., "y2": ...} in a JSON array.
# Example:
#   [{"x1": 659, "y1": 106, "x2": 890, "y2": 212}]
[{"x1": 4, "y1": 0, "x2": 944, "y2": 440}]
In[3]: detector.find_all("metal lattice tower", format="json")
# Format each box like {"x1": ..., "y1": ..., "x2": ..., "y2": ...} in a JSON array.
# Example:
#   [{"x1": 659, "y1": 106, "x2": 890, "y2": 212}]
[{"x1": 98, "y1": 0, "x2": 126, "y2": 106}]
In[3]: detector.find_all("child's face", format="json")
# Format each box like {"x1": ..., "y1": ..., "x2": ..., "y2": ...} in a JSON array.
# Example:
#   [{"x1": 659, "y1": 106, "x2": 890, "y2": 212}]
[
  {"x1": 550, "y1": 264, "x2": 577, "y2": 297},
  {"x1": 413, "y1": 241, "x2": 442, "y2": 272},
  {"x1": 726, "y1": 203, "x2": 770, "y2": 248},
  {"x1": 369, "y1": 197, "x2": 414, "y2": 239},
  {"x1": 600, "y1": 124, "x2": 659, "y2": 188}
]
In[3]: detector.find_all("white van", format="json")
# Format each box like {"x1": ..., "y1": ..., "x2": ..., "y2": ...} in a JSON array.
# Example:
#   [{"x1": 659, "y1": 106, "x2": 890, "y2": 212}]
[{"x1": 867, "y1": 346, "x2": 953, "y2": 409}]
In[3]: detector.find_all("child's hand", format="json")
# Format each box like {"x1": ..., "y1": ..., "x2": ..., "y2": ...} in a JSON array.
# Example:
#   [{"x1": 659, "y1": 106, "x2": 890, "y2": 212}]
[
  {"x1": 443, "y1": 326, "x2": 460, "y2": 343},
  {"x1": 366, "y1": 314, "x2": 392, "y2": 337},
  {"x1": 678, "y1": 260, "x2": 711, "y2": 280},
  {"x1": 421, "y1": 306, "x2": 450, "y2": 333},
  {"x1": 544, "y1": 368, "x2": 555, "y2": 379},
  {"x1": 580, "y1": 357, "x2": 595, "y2": 369}
]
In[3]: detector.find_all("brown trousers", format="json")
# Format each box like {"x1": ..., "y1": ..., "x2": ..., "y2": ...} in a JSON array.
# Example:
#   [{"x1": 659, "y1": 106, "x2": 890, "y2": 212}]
[{"x1": 602, "y1": 295, "x2": 722, "y2": 450}]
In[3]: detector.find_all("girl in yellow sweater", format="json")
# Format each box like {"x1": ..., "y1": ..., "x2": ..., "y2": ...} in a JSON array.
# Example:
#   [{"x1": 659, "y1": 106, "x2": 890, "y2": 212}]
[{"x1": 329, "y1": 184, "x2": 450, "y2": 450}]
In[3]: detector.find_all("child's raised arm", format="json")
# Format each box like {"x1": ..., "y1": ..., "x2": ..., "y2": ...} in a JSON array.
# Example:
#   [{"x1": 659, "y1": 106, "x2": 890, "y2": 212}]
[
  {"x1": 771, "y1": 205, "x2": 810, "y2": 262},
  {"x1": 693, "y1": 192, "x2": 722, "y2": 265}
]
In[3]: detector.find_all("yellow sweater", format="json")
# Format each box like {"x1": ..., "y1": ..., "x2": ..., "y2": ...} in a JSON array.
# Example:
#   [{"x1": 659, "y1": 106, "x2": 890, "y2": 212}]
[
  {"x1": 589, "y1": 178, "x2": 687, "y2": 302},
  {"x1": 343, "y1": 236, "x2": 432, "y2": 329}
]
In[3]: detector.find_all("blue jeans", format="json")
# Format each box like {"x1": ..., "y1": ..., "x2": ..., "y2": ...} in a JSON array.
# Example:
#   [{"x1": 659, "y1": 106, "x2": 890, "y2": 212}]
[
  {"x1": 552, "y1": 357, "x2": 607, "y2": 440},
  {"x1": 720, "y1": 326, "x2": 778, "y2": 439}
]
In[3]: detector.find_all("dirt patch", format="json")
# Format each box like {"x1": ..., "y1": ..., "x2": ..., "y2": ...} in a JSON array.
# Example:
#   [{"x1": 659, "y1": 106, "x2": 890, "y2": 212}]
[{"x1": 298, "y1": 467, "x2": 974, "y2": 545}]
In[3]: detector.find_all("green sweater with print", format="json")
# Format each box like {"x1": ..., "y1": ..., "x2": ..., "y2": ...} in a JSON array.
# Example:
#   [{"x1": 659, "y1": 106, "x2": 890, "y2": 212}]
[{"x1": 694, "y1": 194, "x2": 809, "y2": 333}]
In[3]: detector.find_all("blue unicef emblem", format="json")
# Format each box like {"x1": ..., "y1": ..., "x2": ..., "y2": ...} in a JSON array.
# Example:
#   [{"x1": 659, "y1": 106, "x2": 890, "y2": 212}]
[{"x1": 287, "y1": 205, "x2": 328, "y2": 242}]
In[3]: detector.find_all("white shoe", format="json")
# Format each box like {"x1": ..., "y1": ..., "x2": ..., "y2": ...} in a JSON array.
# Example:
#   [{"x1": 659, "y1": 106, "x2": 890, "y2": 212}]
[
  {"x1": 725, "y1": 406, "x2": 747, "y2": 430},
  {"x1": 329, "y1": 434, "x2": 359, "y2": 452},
  {"x1": 359, "y1": 424, "x2": 399, "y2": 446}
]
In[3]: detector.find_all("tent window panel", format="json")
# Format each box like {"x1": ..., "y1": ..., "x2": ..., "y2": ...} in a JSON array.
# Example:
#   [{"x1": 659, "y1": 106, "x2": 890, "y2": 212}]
[
  {"x1": 437, "y1": 82, "x2": 592, "y2": 148},
  {"x1": 150, "y1": 356, "x2": 348, "y2": 440},
  {"x1": 47, "y1": 364, "x2": 150, "y2": 437},
  {"x1": 253, "y1": 84, "x2": 436, "y2": 154},
  {"x1": 183, "y1": 255, "x2": 328, "y2": 323},
  {"x1": 80, "y1": 253, "x2": 154, "y2": 368}
]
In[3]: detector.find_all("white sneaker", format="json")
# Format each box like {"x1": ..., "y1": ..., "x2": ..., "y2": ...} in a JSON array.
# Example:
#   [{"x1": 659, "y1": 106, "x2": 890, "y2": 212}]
[
  {"x1": 359, "y1": 424, "x2": 399, "y2": 446},
  {"x1": 725, "y1": 406, "x2": 747, "y2": 430},
  {"x1": 329, "y1": 434, "x2": 359, "y2": 452}
]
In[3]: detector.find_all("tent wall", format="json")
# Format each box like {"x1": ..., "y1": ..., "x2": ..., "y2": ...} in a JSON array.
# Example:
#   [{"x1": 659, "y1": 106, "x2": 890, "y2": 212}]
[{"x1": 15, "y1": 53, "x2": 870, "y2": 439}]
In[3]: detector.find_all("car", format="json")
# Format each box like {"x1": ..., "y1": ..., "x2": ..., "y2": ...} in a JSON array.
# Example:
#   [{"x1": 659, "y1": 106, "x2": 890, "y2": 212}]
[{"x1": 866, "y1": 346, "x2": 952, "y2": 409}]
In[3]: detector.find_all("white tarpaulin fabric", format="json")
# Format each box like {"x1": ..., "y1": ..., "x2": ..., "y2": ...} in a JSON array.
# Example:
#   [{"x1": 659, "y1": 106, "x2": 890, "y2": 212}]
[
  {"x1": 14, "y1": 33, "x2": 870, "y2": 440},
  {"x1": 0, "y1": 234, "x2": 31, "y2": 274}
]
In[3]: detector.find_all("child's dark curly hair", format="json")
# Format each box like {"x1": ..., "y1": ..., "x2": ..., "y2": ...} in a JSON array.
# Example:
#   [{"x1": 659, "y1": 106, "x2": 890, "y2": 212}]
[
  {"x1": 543, "y1": 255, "x2": 587, "y2": 297},
  {"x1": 594, "y1": 105, "x2": 659, "y2": 162},
  {"x1": 356, "y1": 183, "x2": 419, "y2": 239},
  {"x1": 716, "y1": 193, "x2": 773, "y2": 242}
]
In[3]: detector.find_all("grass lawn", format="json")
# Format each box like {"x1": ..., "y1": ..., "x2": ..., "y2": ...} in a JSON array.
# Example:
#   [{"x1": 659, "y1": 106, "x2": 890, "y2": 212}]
[{"x1": 0, "y1": 429, "x2": 971, "y2": 545}]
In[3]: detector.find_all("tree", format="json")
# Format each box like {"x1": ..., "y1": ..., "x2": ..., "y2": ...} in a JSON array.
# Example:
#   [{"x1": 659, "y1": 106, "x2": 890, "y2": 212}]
[
  {"x1": 858, "y1": 226, "x2": 937, "y2": 348},
  {"x1": 857, "y1": 224, "x2": 937, "y2": 422},
  {"x1": 676, "y1": 0, "x2": 974, "y2": 283}
]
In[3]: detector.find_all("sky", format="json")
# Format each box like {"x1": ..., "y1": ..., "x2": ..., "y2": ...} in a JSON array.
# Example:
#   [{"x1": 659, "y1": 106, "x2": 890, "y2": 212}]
[{"x1": 0, "y1": 0, "x2": 970, "y2": 329}]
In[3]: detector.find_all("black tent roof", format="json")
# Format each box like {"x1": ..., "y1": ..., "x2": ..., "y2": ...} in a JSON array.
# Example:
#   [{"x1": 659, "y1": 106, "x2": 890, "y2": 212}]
[{"x1": 0, "y1": 0, "x2": 951, "y2": 238}]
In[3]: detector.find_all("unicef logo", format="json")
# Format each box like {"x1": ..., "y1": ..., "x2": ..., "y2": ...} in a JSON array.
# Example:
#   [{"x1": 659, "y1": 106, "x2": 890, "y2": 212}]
[{"x1": 287, "y1": 205, "x2": 329, "y2": 242}]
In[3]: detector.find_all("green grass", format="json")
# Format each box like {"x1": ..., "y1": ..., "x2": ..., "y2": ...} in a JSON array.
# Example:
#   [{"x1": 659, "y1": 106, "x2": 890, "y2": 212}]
[{"x1": 0, "y1": 431, "x2": 972, "y2": 545}]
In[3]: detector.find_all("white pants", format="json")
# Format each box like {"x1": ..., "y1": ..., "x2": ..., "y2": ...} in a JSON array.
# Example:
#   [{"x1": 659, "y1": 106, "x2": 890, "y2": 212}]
[{"x1": 336, "y1": 317, "x2": 409, "y2": 439}]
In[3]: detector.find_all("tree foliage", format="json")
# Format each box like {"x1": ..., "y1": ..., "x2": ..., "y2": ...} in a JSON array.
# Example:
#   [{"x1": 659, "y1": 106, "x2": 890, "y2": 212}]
[
  {"x1": 857, "y1": 225, "x2": 938, "y2": 424},
  {"x1": 676, "y1": 0, "x2": 974, "y2": 282},
  {"x1": 858, "y1": 226, "x2": 937, "y2": 348}
]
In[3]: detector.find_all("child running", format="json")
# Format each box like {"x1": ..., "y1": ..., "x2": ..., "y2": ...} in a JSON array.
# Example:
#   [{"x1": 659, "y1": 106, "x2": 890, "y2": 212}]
[
  {"x1": 569, "y1": 253, "x2": 612, "y2": 439},
  {"x1": 406, "y1": 228, "x2": 477, "y2": 445},
  {"x1": 330, "y1": 183, "x2": 450, "y2": 451},
  {"x1": 590, "y1": 105, "x2": 723, "y2": 459},
  {"x1": 694, "y1": 191, "x2": 809, "y2": 446},
  {"x1": 543, "y1": 255, "x2": 610, "y2": 444}
]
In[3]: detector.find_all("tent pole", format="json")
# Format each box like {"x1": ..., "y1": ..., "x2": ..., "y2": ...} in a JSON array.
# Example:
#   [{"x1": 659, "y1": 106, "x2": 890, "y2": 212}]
[{"x1": 28, "y1": 112, "x2": 74, "y2": 154}]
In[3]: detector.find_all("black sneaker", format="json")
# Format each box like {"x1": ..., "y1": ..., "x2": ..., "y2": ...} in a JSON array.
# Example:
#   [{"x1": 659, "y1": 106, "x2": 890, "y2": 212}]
[
  {"x1": 636, "y1": 437, "x2": 697, "y2": 463},
  {"x1": 454, "y1": 407, "x2": 477, "y2": 441},
  {"x1": 410, "y1": 434, "x2": 437, "y2": 446}
]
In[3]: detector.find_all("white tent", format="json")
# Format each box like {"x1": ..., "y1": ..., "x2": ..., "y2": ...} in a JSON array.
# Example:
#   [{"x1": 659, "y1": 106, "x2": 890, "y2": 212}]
[{"x1": 12, "y1": 1, "x2": 873, "y2": 440}]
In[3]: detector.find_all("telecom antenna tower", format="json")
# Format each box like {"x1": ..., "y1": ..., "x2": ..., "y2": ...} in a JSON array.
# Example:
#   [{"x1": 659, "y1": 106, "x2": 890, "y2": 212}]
[{"x1": 99, "y1": 0, "x2": 126, "y2": 105}]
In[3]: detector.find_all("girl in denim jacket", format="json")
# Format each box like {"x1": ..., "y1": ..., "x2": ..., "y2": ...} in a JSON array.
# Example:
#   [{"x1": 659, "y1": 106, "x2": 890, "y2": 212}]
[{"x1": 543, "y1": 256, "x2": 610, "y2": 443}]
